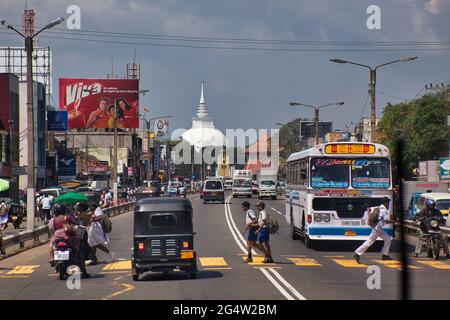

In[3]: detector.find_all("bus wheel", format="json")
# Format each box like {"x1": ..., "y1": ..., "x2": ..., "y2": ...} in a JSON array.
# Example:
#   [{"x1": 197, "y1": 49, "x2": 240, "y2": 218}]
[
  {"x1": 305, "y1": 235, "x2": 314, "y2": 249},
  {"x1": 290, "y1": 215, "x2": 300, "y2": 240}
]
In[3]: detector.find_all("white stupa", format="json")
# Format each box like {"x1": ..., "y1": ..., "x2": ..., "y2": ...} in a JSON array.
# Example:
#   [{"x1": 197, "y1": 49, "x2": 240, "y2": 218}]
[{"x1": 182, "y1": 82, "x2": 227, "y2": 152}]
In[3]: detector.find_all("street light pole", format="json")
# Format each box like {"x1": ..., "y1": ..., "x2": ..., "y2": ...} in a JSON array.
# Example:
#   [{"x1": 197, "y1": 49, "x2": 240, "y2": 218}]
[
  {"x1": 289, "y1": 101, "x2": 345, "y2": 146},
  {"x1": 1, "y1": 17, "x2": 64, "y2": 230},
  {"x1": 330, "y1": 56, "x2": 417, "y2": 143}
]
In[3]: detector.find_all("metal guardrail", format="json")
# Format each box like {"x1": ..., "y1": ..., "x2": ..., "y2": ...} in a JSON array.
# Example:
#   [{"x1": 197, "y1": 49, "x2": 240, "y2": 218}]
[
  {"x1": 0, "y1": 202, "x2": 135, "y2": 256},
  {"x1": 395, "y1": 219, "x2": 450, "y2": 235}
]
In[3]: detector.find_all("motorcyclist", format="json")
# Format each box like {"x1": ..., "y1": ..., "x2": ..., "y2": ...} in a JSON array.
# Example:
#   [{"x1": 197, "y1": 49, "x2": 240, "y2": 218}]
[
  {"x1": 414, "y1": 199, "x2": 450, "y2": 259},
  {"x1": 49, "y1": 204, "x2": 91, "y2": 278}
]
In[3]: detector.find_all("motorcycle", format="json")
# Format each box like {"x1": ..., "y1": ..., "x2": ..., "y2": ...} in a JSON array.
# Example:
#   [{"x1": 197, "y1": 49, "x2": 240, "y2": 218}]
[
  {"x1": 8, "y1": 205, "x2": 23, "y2": 229},
  {"x1": 52, "y1": 239, "x2": 75, "y2": 280},
  {"x1": 420, "y1": 217, "x2": 446, "y2": 260}
]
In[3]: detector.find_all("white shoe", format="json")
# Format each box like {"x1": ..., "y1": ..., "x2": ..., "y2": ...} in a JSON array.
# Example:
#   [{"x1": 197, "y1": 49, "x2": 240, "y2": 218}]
[{"x1": 108, "y1": 251, "x2": 116, "y2": 261}]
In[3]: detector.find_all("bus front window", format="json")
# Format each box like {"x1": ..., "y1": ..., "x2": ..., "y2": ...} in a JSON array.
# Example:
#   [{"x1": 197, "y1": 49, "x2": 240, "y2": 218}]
[
  {"x1": 351, "y1": 158, "x2": 390, "y2": 189},
  {"x1": 310, "y1": 158, "x2": 349, "y2": 189}
]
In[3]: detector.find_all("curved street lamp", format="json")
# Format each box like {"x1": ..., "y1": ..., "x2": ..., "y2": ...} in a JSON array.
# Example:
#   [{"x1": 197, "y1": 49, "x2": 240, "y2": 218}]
[{"x1": 329, "y1": 56, "x2": 417, "y2": 143}]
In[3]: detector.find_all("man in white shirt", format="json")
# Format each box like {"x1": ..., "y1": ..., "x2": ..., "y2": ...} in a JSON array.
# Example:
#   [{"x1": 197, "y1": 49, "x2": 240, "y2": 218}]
[
  {"x1": 41, "y1": 195, "x2": 52, "y2": 223},
  {"x1": 105, "y1": 190, "x2": 112, "y2": 206},
  {"x1": 242, "y1": 201, "x2": 258, "y2": 263},
  {"x1": 255, "y1": 201, "x2": 273, "y2": 263},
  {"x1": 354, "y1": 197, "x2": 395, "y2": 263}
]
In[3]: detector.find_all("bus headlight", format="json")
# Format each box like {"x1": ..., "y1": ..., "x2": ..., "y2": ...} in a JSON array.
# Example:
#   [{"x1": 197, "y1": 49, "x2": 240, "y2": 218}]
[
  {"x1": 314, "y1": 213, "x2": 322, "y2": 222},
  {"x1": 322, "y1": 213, "x2": 331, "y2": 223}
]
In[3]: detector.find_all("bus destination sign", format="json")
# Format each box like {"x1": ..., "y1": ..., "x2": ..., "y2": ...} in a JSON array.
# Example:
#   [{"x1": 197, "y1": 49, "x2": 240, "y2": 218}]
[{"x1": 325, "y1": 144, "x2": 375, "y2": 154}]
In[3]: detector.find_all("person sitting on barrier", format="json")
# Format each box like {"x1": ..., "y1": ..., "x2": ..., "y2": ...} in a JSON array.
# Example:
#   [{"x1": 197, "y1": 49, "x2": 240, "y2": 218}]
[{"x1": 414, "y1": 199, "x2": 450, "y2": 259}]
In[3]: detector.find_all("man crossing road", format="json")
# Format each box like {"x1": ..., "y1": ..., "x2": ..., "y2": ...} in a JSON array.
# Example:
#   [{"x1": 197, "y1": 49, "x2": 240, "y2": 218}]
[{"x1": 354, "y1": 197, "x2": 395, "y2": 263}]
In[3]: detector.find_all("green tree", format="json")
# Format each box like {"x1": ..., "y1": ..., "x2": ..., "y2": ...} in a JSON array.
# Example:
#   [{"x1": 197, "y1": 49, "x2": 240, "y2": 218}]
[{"x1": 378, "y1": 93, "x2": 449, "y2": 175}]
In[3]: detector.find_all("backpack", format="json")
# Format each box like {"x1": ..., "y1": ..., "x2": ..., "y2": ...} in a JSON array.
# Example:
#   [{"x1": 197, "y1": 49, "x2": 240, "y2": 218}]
[
  {"x1": 266, "y1": 211, "x2": 279, "y2": 234},
  {"x1": 101, "y1": 214, "x2": 112, "y2": 233},
  {"x1": 367, "y1": 207, "x2": 380, "y2": 228}
]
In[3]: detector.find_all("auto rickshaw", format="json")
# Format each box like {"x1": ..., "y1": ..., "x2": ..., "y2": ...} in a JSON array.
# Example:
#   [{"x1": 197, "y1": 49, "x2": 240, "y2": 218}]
[{"x1": 131, "y1": 198, "x2": 197, "y2": 281}]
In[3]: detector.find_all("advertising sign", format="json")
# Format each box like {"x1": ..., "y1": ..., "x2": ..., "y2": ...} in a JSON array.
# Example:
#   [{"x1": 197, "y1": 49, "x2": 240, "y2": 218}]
[
  {"x1": 47, "y1": 111, "x2": 68, "y2": 131},
  {"x1": 440, "y1": 157, "x2": 450, "y2": 182},
  {"x1": 58, "y1": 154, "x2": 76, "y2": 179},
  {"x1": 59, "y1": 78, "x2": 139, "y2": 129},
  {"x1": 154, "y1": 117, "x2": 169, "y2": 137}
]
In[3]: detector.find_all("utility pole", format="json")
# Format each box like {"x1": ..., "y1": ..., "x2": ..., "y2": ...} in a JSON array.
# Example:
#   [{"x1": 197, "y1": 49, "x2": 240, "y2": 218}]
[
  {"x1": 85, "y1": 134, "x2": 89, "y2": 175},
  {"x1": 1, "y1": 16, "x2": 64, "y2": 230},
  {"x1": 290, "y1": 101, "x2": 345, "y2": 146},
  {"x1": 147, "y1": 121, "x2": 153, "y2": 181},
  {"x1": 113, "y1": 98, "x2": 118, "y2": 206},
  {"x1": 330, "y1": 56, "x2": 417, "y2": 143}
]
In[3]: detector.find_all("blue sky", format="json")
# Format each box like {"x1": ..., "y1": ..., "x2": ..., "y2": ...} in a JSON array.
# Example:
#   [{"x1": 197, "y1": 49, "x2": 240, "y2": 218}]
[{"x1": 1, "y1": 0, "x2": 449, "y2": 135}]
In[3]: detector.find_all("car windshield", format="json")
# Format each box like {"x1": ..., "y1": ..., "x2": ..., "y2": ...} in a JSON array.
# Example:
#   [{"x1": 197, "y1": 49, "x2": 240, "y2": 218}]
[
  {"x1": 351, "y1": 158, "x2": 390, "y2": 189},
  {"x1": 205, "y1": 181, "x2": 222, "y2": 190},
  {"x1": 169, "y1": 182, "x2": 181, "y2": 188},
  {"x1": 261, "y1": 180, "x2": 275, "y2": 186},
  {"x1": 234, "y1": 179, "x2": 251, "y2": 187},
  {"x1": 310, "y1": 158, "x2": 349, "y2": 189},
  {"x1": 436, "y1": 200, "x2": 450, "y2": 211}
]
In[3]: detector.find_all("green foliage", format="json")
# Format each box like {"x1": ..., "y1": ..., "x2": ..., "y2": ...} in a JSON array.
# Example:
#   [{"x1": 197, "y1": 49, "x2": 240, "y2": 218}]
[{"x1": 378, "y1": 92, "x2": 449, "y2": 170}]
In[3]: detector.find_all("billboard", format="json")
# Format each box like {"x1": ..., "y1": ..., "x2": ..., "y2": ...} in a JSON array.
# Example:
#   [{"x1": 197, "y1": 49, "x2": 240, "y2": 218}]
[
  {"x1": 47, "y1": 111, "x2": 68, "y2": 131},
  {"x1": 59, "y1": 78, "x2": 139, "y2": 129},
  {"x1": 440, "y1": 157, "x2": 450, "y2": 183},
  {"x1": 154, "y1": 117, "x2": 169, "y2": 137},
  {"x1": 58, "y1": 153, "x2": 76, "y2": 180}
]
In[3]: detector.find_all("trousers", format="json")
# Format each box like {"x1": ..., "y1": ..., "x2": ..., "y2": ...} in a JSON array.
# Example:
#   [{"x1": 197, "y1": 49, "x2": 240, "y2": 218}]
[{"x1": 355, "y1": 227, "x2": 392, "y2": 256}]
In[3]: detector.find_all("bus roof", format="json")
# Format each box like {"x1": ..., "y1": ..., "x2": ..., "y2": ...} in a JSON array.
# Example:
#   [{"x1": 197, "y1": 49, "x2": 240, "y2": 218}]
[{"x1": 287, "y1": 142, "x2": 390, "y2": 162}]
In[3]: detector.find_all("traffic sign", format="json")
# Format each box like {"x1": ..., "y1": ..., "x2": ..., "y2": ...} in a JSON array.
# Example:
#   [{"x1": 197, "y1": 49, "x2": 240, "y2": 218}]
[{"x1": 12, "y1": 166, "x2": 27, "y2": 175}]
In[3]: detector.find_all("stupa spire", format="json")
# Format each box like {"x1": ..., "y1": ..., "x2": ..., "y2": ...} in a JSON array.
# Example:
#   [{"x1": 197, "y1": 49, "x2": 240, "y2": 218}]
[{"x1": 197, "y1": 81, "x2": 209, "y2": 118}]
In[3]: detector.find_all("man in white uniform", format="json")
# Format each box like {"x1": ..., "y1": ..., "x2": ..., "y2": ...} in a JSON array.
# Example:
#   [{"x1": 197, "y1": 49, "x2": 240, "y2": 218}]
[{"x1": 354, "y1": 197, "x2": 395, "y2": 263}]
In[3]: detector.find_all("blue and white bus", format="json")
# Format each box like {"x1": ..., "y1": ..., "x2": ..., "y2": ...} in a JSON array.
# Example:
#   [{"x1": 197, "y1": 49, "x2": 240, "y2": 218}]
[{"x1": 285, "y1": 142, "x2": 393, "y2": 248}]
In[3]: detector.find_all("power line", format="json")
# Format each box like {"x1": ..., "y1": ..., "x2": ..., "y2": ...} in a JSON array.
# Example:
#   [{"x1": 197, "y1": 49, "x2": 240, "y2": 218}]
[
  {"x1": 8, "y1": 24, "x2": 450, "y2": 46},
  {"x1": 1, "y1": 31, "x2": 449, "y2": 52}
]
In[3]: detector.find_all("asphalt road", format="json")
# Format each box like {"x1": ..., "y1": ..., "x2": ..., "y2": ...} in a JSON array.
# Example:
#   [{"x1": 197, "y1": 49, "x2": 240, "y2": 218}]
[{"x1": 0, "y1": 192, "x2": 449, "y2": 300}]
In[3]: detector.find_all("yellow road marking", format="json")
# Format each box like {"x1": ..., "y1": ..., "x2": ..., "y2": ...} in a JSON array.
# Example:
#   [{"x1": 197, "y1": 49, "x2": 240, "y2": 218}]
[
  {"x1": 199, "y1": 257, "x2": 228, "y2": 267},
  {"x1": 113, "y1": 276, "x2": 124, "y2": 281},
  {"x1": 102, "y1": 260, "x2": 131, "y2": 270},
  {"x1": 416, "y1": 260, "x2": 450, "y2": 269},
  {"x1": 6, "y1": 265, "x2": 39, "y2": 275},
  {"x1": 100, "y1": 271, "x2": 131, "y2": 274},
  {"x1": 101, "y1": 283, "x2": 135, "y2": 300},
  {"x1": 243, "y1": 256, "x2": 276, "y2": 266},
  {"x1": 288, "y1": 258, "x2": 322, "y2": 266},
  {"x1": 203, "y1": 267, "x2": 233, "y2": 270},
  {"x1": 333, "y1": 259, "x2": 368, "y2": 268},
  {"x1": 0, "y1": 275, "x2": 30, "y2": 279},
  {"x1": 372, "y1": 260, "x2": 421, "y2": 270}
]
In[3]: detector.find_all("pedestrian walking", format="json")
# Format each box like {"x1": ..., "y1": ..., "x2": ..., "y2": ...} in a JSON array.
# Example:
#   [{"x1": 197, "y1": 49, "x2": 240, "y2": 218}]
[
  {"x1": 87, "y1": 202, "x2": 114, "y2": 265},
  {"x1": 242, "y1": 201, "x2": 258, "y2": 263},
  {"x1": 41, "y1": 194, "x2": 52, "y2": 223},
  {"x1": 255, "y1": 201, "x2": 274, "y2": 263},
  {"x1": 354, "y1": 197, "x2": 395, "y2": 263}
]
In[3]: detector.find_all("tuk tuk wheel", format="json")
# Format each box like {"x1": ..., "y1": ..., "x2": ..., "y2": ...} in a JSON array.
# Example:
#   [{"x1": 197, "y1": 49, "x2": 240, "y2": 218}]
[{"x1": 132, "y1": 274, "x2": 139, "y2": 281}]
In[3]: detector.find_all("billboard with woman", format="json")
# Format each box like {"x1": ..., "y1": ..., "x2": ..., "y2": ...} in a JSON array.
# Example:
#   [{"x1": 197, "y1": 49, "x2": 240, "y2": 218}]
[{"x1": 59, "y1": 78, "x2": 139, "y2": 129}]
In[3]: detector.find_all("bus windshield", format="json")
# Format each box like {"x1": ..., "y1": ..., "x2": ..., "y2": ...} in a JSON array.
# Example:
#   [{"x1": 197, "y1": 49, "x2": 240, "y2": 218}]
[
  {"x1": 233, "y1": 179, "x2": 251, "y2": 187},
  {"x1": 310, "y1": 158, "x2": 349, "y2": 189},
  {"x1": 351, "y1": 158, "x2": 390, "y2": 189}
]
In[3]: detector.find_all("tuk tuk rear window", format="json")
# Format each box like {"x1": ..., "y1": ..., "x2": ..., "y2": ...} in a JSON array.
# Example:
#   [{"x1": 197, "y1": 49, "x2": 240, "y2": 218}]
[{"x1": 151, "y1": 214, "x2": 176, "y2": 228}]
